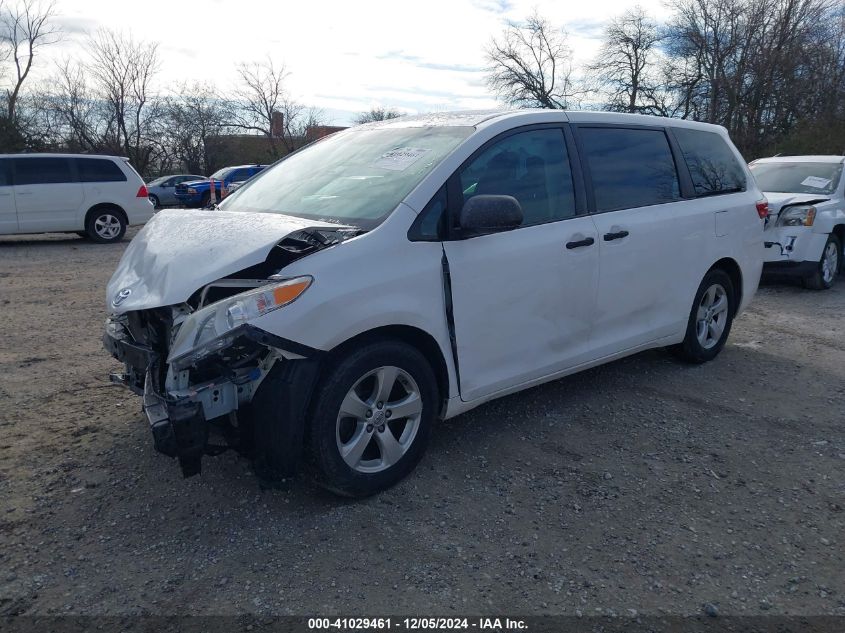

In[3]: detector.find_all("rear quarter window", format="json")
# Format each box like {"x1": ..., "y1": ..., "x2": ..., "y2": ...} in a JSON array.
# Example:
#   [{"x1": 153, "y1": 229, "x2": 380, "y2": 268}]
[
  {"x1": 673, "y1": 128, "x2": 746, "y2": 196},
  {"x1": 75, "y1": 158, "x2": 128, "y2": 183},
  {"x1": 579, "y1": 127, "x2": 681, "y2": 212}
]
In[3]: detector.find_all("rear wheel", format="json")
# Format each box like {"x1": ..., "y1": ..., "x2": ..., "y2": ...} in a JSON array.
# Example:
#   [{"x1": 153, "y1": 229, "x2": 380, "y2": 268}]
[
  {"x1": 804, "y1": 234, "x2": 841, "y2": 290},
  {"x1": 672, "y1": 269, "x2": 736, "y2": 363},
  {"x1": 85, "y1": 208, "x2": 126, "y2": 243},
  {"x1": 306, "y1": 340, "x2": 438, "y2": 497}
]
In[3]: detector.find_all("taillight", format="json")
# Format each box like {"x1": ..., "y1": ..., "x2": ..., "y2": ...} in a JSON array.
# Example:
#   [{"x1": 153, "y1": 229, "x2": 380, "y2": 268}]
[
  {"x1": 136, "y1": 185, "x2": 148, "y2": 198},
  {"x1": 756, "y1": 199, "x2": 769, "y2": 219}
]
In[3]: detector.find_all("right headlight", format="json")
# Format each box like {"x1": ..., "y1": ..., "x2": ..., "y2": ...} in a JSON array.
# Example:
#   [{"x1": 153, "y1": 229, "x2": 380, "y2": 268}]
[
  {"x1": 168, "y1": 276, "x2": 313, "y2": 369},
  {"x1": 776, "y1": 205, "x2": 816, "y2": 227}
]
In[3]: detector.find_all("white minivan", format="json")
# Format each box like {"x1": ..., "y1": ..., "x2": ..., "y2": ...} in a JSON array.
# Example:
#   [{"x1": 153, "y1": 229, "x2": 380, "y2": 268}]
[
  {"x1": 0, "y1": 153, "x2": 154, "y2": 242},
  {"x1": 103, "y1": 110, "x2": 765, "y2": 496}
]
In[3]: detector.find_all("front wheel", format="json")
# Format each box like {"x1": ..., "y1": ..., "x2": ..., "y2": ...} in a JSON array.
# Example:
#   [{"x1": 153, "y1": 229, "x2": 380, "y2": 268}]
[
  {"x1": 148, "y1": 194, "x2": 160, "y2": 209},
  {"x1": 306, "y1": 340, "x2": 439, "y2": 497},
  {"x1": 804, "y1": 234, "x2": 841, "y2": 290},
  {"x1": 672, "y1": 269, "x2": 736, "y2": 364}
]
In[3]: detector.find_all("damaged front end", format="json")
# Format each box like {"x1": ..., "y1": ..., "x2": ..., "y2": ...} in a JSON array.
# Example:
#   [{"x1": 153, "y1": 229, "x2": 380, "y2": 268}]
[{"x1": 103, "y1": 225, "x2": 356, "y2": 477}]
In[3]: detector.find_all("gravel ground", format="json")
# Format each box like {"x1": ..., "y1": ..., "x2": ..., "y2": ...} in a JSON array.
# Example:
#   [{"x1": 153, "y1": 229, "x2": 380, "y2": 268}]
[{"x1": 0, "y1": 229, "x2": 843, "y2": 617}]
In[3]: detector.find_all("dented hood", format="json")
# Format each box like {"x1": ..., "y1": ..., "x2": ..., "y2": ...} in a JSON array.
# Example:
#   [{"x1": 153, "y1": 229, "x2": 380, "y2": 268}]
[
  {"x1": 106, "y1": 208, "x2": 340, "y2": 313},
  {"x1": 763, "y1": 192, "x2": 830, "y2": 213}
]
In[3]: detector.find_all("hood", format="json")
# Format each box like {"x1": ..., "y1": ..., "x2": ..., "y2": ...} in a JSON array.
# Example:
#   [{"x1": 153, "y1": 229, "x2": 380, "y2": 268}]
[
  {"x1": 106, "y1": 209, "x2": 341, "y2": 313},
  {"x1": 763, "y1": 192, "x2": 830, "y2": 213}
]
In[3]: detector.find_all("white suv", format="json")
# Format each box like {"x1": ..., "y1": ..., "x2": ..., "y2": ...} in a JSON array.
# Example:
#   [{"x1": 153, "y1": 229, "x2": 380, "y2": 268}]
[
  {"x1": 103, "y1": 110, "x2": 765, "y2": 496},
  {"x1": 0, "y1": 153, "x2": 154, "y2": 243},
  {"x1": 750, "y1": 156, "x2": 845, "y2": 289}
]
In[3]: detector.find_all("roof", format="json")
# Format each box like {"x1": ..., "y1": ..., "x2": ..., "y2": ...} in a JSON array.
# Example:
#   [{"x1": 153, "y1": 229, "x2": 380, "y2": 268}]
[
  {"x1": 354, "y1": 108, "x2": 729, "y2": 135},
  {"x1": 752, "y1": 155, "x2": 845, "y2": 164},
  {"x1": 0, "y1": 152, "x2": 127, "y2": 160}
]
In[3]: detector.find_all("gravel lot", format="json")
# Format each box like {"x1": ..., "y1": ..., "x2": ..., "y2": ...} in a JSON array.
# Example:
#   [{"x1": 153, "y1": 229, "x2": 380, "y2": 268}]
[{"x1": 0, "y1": 229, "x2": 843, "y2": 617}]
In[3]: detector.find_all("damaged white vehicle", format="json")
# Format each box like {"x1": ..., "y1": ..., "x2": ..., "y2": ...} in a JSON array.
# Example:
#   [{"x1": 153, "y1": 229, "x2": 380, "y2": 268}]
[
  {"x1": 104, "y1": 110, "x2": 764, "y2": 497},
  {"x1": 750, "y1": 155, "x2": 845, "y2": 289}
]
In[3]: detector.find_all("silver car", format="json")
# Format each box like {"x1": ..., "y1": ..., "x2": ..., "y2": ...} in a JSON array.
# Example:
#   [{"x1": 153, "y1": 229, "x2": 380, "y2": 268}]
[{"x1": 147, "y1": 174, "x2": 204, "y2": 208}]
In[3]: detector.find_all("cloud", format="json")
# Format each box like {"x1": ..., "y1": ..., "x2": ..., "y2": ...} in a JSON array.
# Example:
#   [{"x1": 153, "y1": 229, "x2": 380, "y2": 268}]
[{"x1": 54, "y1": 15, "x2": 99, "y2": 35}]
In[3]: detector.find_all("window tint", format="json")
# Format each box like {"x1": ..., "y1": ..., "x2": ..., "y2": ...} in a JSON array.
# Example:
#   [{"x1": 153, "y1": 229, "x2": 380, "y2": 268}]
[
  {"x1": 459, "y1": 128, "x2": 576, "y2": 226},
  {"x1": 75, "y1": 158, "x2": 127, "y2": 183},
  {"x1": 228, "y1": 169, "x2": 249, "y2": 182},
  {"x1": 580, "y1": 127, "x2": 680, "y2": 212},
  {"x1": 14, "y1": 157, "x2": 74, "y2": 185},
  {"x1": 411, "y1": 186, "x2": 447, "y2": 240},
  {"x1": 673, "y1": 128, "x2": 745, "y2": 196},
  {"x1": 0, "y1": 159, "x2": 10, "y2": 186}
]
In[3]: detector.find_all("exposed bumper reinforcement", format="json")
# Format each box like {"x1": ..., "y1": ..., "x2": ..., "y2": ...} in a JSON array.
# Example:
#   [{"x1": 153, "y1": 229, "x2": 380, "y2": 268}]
[{"x1": 143, "y1": 372, "x2": 207, "y2": 477}]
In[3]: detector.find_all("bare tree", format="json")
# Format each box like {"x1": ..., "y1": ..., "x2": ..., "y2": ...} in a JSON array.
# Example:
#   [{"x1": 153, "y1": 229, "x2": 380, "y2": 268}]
[
  {"x1": 485, "y1": 12, "x2": 580, "y2": 109},
  {"x1": 354, "y1": 106, "x2": 401, "y2": 124},
  {"x1": 589, "y1": 6, "x2": 665, "y2": 113},
  {"x1": 87, "y1": 29, "x2": 160, "y2": 174},
  {"x1": 0, "y1": 0, "x2": 60, "y2": 120},
  {"x1": 164, "y1": 81, "x2": 233, "y2": 174},
  {"x1": 232, "y1": 58, "x2": 307, "y2": 156}
]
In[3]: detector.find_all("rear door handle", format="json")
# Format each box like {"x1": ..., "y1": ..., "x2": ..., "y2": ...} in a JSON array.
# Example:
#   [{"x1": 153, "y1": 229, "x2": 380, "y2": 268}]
[
  {"x1": 566, "y1": 237, "x2": 595, "y2": 249},
  {"x1": 603, "y1": 230, "x2": 629, "y2": 241}
]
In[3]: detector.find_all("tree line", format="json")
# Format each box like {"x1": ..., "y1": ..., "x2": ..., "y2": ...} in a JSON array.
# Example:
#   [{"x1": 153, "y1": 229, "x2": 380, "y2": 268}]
[
  {"x1": 487, "y1": 0, "x2": 845, "y2": 158},
  {"x1": 1, "y1": 0, "x2": 843, "y2": 178}
]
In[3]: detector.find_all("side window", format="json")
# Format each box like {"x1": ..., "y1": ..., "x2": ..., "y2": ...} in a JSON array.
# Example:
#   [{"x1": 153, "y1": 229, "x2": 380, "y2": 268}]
[
  {"x1": 459, "y1": 128, "x2": 576, "y2": 227},
  {"x1": 0, "y1": 159, "x2": 10, "y2": 186},
  {"x1": 410, "y1": 186, "x2": 447, "y2": 241},
  {"x1": 673, "y1": 128, "x2": 746, "y2": 196},
  {"x1": 579, "y1": 127, "x2": 681, "y2": 212},
  {"x1": 14, "y1": 157, "x2": 74, "y2": 185},
  {"x1": 75, "y1": 158, "x2": 127, "y2": 183},
  {"x1": 230, "y1": 169, "x2": 249, "y2": 181}
]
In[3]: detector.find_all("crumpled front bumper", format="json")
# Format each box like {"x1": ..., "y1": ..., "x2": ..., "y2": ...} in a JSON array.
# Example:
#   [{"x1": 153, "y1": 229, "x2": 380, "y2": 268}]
[
  {"x1": 763, "y1": 225, "x2": 828, "y2": 273},
  {"x1": 103, "y1": 325, "x2": 210, "y2": 475},
  {"x1": 141, "y1": 371, "x2": 208, "y2": 476}
]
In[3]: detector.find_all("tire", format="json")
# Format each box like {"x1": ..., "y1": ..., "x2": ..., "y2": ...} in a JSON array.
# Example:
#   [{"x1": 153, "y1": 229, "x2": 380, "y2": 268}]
[
  {"x1": 804, "y1": 234, "x2": 841, "y2": 290},
  {"x1": 85, "y1": 207, "x2": 127, "y2": 243},
  {"x1": 200, "y1": 192, "x2": 211, "y2": 208},
  {"x1": 148, "y1": 194, "x2": 160, "y2": 209},
  {"x1": 671, "y1": 268, "x2": 736, "y2": 364},
  {"x1": 306, "y1": 339, "x2": 439, "y2": 497}
]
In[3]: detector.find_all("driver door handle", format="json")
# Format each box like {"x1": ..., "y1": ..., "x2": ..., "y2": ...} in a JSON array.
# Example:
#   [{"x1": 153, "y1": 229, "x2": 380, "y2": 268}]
[
  {"x1": 603, "y1": 230, "x2": 629, "y2": 241},
  {"x1": 566, "y1": 237, "x2": 595, "y2": 249}
]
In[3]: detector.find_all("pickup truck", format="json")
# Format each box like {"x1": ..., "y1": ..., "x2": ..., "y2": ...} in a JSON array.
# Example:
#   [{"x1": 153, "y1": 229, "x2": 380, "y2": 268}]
[{"x1": 174, "y1": 164, "x2": 267, "y2": 208}]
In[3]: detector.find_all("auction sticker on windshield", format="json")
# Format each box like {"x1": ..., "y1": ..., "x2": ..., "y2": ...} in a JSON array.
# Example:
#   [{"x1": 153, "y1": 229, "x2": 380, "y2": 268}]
[
  {"x1": 801, "y1": 176, "x2": 832, "y2": 189},
  {"x1": 374, "y1": 147, "x2": 431, "y2": 171}
]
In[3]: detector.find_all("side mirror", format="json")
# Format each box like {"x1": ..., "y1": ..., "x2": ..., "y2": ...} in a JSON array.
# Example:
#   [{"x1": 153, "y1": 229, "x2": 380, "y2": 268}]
[{"x1": 459, "y1": 195, "x2": 523, "y2": 237}]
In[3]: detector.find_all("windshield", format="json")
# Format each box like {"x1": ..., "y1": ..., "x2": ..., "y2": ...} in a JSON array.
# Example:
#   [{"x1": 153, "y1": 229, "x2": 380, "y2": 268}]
[
  {"x1": 750, "y1": 161, "x2": 843, "y2": 195},
  {"x1": 209, "y1": 168, "x2": 232, "y2": 180},
  {"x1": 219, "y1": 126, "x2": 473, "y2": 228}
]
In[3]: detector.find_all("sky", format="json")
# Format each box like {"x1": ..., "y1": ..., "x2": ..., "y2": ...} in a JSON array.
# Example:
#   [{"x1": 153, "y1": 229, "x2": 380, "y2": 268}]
[{"x1": 46, "y1": 0, "x2": 672, "y2": 126}]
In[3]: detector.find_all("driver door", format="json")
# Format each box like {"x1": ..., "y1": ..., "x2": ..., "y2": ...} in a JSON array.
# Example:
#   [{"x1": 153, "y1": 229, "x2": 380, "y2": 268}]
[{"x1": 442, "y1": 127, "x2": 600, "y2": 402}]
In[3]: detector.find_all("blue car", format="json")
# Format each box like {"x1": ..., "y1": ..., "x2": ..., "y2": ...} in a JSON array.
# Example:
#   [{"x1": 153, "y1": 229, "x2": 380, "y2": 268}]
[{"x1": 174, "y1": 164, "x2": 267, "y2": 208}]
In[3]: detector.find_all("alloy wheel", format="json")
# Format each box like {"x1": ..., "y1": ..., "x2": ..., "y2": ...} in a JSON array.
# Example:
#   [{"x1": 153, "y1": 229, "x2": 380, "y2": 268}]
[
  {"x1": 335, "y1": 365, "x2": 422, "y2": 474},
  {"x1": 696, "y1": 283, "x2": 729, "y2": 349},
  {"x1": 94, "y1": 214, "x2": 121, "y2": 240},
  {"x1": 822, "y1": 241, "x2": 839, "y2": 285}
]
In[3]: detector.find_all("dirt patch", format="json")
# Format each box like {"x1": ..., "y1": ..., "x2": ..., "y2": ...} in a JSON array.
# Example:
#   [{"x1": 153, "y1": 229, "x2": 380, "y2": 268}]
[{"x1": 0, "y1": 230, "x2": 843, "y2": 616}]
